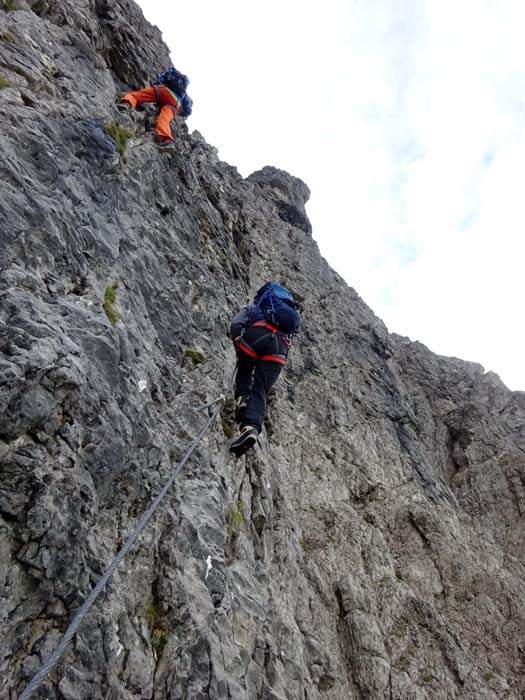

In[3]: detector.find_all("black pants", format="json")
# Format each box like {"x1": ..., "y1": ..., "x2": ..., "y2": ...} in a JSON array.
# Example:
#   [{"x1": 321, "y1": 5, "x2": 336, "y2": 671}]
[
  {"x1": 234, "y1": 325, "x2": 288, "y2": 432},
  {"x1": 235, "y1": 355, "x2": 283, "y2": 432}
]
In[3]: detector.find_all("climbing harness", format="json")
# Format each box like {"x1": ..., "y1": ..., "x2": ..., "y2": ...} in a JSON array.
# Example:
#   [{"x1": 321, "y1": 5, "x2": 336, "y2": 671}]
[
  {"x1": 236, "y1": 322, "x2": 288, "y2": 365},
  {"x1": 253, "y1": 321, "x2": 280, "y2": 332},
  {"x1": 18, "y1": 396, "x2": 224, "y2": 700},
  {"x1": 153, "y1": 84, "x2": 181, "y2": 118}
]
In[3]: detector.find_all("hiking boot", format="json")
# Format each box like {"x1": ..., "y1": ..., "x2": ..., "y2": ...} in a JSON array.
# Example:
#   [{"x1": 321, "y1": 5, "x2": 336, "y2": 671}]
[
  {"x1": 234, "y1": 395, "x2": 248, "y2": 423},
  {"x1": 229, "y1": 425, "x2": 258, "y2": 458},
  {"x1": 117, "y1": 101, "x2": 131, "y2": 112},
  {"x1": 157, "y1": 139, "x2": 175, "y2": 151}
]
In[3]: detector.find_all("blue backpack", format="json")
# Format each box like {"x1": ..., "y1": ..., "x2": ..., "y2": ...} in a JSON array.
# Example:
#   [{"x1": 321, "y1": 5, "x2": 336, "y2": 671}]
[
  {"x1": 250, "y1": 282, "x2": 301, "y2": 335},
  {"x1": 156, "y1": 67, "x2": 189, "y2": 97}
]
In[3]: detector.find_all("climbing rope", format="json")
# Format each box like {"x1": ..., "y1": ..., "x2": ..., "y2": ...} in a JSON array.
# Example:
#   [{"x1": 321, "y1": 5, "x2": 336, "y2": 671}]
[{"x1": 18, "y1": 398, "x2": 223, "y2": 700}]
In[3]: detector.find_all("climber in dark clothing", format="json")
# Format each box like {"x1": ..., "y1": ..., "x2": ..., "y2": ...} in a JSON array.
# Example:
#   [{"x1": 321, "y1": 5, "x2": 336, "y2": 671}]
[{"x1": 229, "y1": 283, "x2": 301, "y2": 457}]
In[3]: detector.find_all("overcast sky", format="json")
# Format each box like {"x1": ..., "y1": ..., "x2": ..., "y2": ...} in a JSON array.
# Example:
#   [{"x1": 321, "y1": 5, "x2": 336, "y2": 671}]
[{"x1": 137, "y1": 0, "x2": 525, "y2": 391}]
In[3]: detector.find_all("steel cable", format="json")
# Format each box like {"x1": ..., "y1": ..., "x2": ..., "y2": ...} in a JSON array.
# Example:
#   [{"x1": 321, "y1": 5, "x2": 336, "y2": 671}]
[{"x1": 19, "y1": 401, "x2": 222, "y2": 700}]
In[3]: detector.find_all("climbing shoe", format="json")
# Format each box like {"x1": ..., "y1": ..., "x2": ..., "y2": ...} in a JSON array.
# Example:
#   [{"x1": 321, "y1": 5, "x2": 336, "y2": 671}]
[
  {"x1": 117, "y1": 101, "x2": 131, "y2": 112},
  {"x1": 234, "y1": 395, "x2": 248, "y2": 423},
  {"x1": 157, "y1": 139, "x2": 175, "y2": 151},
  {"x1": 229, "y1": 425, "x2": 258, "y2": 457}
]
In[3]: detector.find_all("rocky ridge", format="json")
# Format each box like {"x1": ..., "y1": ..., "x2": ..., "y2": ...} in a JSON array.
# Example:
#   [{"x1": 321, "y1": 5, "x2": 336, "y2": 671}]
[{"x1": 0, "y1": 2, "x2": 524, "y2": 699}]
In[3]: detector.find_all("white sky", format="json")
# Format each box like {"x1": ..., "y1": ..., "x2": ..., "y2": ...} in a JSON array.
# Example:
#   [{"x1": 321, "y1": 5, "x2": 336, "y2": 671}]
[{"x1": 137, "y1": 0, "x2": 525, "y2": 391}]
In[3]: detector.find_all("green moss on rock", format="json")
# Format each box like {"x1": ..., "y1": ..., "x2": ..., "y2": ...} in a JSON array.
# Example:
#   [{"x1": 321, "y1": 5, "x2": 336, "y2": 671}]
[
  {"x1": 184, "y1": 348, "x2": 206, "y2": 365},
  {"x1": 226, "y1": 501, "x2": 245, "y2": 538},
  {"x1": 103, "y1": 285, "x2": 119, "y2": 325},
  {"x1": 104, "y1": 123, "x2": 134, "y2": 160}
]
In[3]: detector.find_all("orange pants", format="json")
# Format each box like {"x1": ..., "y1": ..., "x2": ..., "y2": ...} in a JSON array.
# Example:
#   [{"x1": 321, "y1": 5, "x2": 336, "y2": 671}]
[{"x1": 120, "y1": 86, "x2": 180, "y2": 142}]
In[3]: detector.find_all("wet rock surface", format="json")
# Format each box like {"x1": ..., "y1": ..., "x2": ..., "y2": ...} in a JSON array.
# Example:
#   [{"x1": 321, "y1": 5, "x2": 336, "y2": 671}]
[{"x1": 1, "y1": 2, "x2": 524, "y2": 699}]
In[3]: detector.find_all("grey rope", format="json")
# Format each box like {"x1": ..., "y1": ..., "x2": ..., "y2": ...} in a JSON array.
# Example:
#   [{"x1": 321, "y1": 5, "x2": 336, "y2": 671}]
[{"x1": 19, "y1": 400, "x2": 223, "y2": 700}]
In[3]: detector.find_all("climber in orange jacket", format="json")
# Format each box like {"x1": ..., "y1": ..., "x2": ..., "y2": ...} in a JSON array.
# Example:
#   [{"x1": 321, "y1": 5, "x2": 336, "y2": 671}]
[{"x1": 117, "y1": 67, "x2": 193, "y2": 151}]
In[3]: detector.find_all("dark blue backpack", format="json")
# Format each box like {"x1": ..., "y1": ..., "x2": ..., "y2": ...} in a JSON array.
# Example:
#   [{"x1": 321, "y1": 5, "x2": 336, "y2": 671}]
[
  {"x1": 250, "y1": 282, "x2": 301, "y2": 335},
  {"x1": 156, "y1": 67, "x2": 189, "y2": 97}
]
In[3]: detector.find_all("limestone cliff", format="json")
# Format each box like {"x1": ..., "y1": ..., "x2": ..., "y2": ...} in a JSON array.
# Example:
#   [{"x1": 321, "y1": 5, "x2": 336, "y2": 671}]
[{"x1": 1, "y1": 2, "x2": 524, "y2": 699}]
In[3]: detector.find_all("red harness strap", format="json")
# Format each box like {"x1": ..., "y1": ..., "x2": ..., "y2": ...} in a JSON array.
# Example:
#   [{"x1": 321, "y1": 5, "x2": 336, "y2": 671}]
[
  {"x1": 236, "y1": 320, "x2": 288, "y2": 364},
  {"x1": 237, "y1": 339, "x2": 258, "y2": 359},
  {"x1": 252, "y1": 321, "x2": 279, "y2": 333},
  {"x1": 261, "y1": 355, "x2": 286, "y2": 365},
  {"x1": 237, "y1": 338, "x2": 286, "y2": 365}
]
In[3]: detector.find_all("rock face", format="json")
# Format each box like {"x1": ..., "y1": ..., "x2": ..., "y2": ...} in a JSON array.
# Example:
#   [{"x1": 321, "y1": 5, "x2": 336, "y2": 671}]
[{"x1": 1, "y1": 2, "x2": 524, "y2": 699}]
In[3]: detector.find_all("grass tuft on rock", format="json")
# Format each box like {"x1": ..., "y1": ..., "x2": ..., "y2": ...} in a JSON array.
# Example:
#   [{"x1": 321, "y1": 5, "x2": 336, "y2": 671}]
[
  {"x1": 145, "y1": 600, "x2": 161, "y2": 627},
  {"x1": 151, "y1": 628, "x2": 170, "y2": 652},
  {"x1": 397, "y1": 655, "x2": 412, "y2": 672},
  {"x1": 104, "y1": 122, "x2": 134, "y2": 160},
  {"x1": 184, "y1": 348, "x2": 207, "y2": 366},
  {"x1": 221, "y1": 419, "x2": 235, "y2": 439},
  {"x1": 3, "y1": 0, "x2": 17, "y2": 10},
  {"x1": 0, "y1": 31, "x2": 16, "y2": 43},
  {"x1": 226, "y1": 501, "x2": 245, "y2": 538},
  {"x1": 103, "y1": 285, "x2": 119, "y2": 325},
  {"x1": 390, "y1": 621, "x2": 408, "y2": 638},
  {"x1": 145, "y1": 601, "x2": 170, "y2": 654},
  {"x1": 0, "y1": 75, "x2": 12, "y2": 89}
]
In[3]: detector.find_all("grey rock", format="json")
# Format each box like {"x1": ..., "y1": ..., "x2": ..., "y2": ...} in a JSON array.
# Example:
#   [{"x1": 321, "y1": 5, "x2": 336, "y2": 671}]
[{"x1": 0, "y1": 2, "x2": 524, "y2": 700}]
